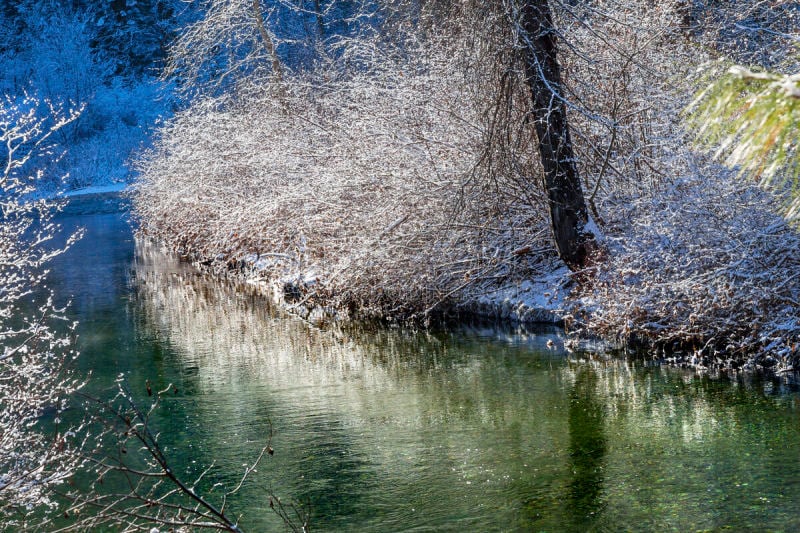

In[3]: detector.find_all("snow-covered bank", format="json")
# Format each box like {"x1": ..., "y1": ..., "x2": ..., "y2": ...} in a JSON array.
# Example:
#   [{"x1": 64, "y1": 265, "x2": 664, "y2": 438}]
[
  {"x1": 130, "y1": 1, "x2": 800, "y2": 373},
  {"x1": 135, "y1": 170, "x2": 800, "y2": 373},
  {"x1": 460, "y1": 267, "x2": 571, "y2": 325},
  {"x1": 183, "y1": 249, "x2": 571, "y2": 329},
  {"x1": 62, "y1": 183, "x2": 129, "y2": 198},
  {"x1": 59, "y1": 185, "x2": 131, "y2": 217}
]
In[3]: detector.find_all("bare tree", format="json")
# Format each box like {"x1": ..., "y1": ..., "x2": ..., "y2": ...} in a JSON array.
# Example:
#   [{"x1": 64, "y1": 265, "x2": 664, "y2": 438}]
[
  {"x1": 509, "y1": 0, "x2": 596, "y2": 270},
  {"x1": 47, "y1": 379, "x2": 309, "y2": 532},
  {"x1": 164, "y1": 0, "x2": 286, "y2": 98},
  {"x1": 0, "y1": 93, "x2": 85, "y2": 524},
  {"x1": 253, "y1": 0, "x2": 284, "y2": 82}
]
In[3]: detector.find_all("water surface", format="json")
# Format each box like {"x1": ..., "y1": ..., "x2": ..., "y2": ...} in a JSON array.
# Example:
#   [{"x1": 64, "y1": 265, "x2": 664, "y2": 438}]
[{"x1": 50, "y1": 195, "x2": 800, "y2": 532}]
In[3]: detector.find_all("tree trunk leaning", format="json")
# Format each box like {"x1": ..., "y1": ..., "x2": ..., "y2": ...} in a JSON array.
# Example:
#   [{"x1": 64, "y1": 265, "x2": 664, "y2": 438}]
[
  {"x1": 253, "y1": 0, "x2": 284, "y2": 83},
  {"x1": 518, "y1": 0, "x2": 596, "y2": 270}
]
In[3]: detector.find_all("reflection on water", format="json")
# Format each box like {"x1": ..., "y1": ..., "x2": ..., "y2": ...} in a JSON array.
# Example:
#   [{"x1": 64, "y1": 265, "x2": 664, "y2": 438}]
[
  {"x1": 567, "y1": 366, "x2": 606, "y2": 526},
  {"x1": 53, "y1": 198, "x2": 800, "y2": 532},
  {"x1": 131, "y1": 239, "x2": 575, "y2": 531}
]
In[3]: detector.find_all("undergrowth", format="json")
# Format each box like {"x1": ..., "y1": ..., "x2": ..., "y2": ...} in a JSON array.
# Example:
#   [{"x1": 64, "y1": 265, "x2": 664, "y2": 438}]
[{"x1": 134, "y1": 0, "x2": 800, "y2": 368}]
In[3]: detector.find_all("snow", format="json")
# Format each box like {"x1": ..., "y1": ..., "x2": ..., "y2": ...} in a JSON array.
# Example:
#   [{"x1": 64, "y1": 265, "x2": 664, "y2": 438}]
[
  {"x1": 584, "y1": 215, "x2": 604, "y2": 243},
  {"x1": 63, "y1": 183, "x2": 129, "y2": 197},
  {"x1": 467, "y1": 265, "x2": 571, "y2": 324}
]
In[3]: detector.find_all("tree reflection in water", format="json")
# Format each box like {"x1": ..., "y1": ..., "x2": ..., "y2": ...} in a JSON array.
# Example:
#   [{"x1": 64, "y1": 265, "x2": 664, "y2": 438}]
[
  {"x1": 567, "y1": 365, "x2": 607, "y2": 526},
  {"x1": 43, "y1": 198, "x2": 800, "y2": 532}
]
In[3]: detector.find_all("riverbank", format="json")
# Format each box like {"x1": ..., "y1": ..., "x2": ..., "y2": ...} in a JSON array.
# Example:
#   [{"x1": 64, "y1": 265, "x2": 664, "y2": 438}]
[
  {"x1": 127, "y1": 3, "x2": 800, "y2": 373},
  {"x1": 131, "y1": 166, "x2": 800, "y2": 376},
  {"x1": 60, "y1": 184, "x2": 131, "y2": 216},
  {"x1": 159, "y1": 237, "x2": 571, "y2": 329}
]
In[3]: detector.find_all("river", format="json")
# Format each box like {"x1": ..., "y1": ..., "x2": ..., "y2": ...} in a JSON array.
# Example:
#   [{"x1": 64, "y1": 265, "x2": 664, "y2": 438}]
[{"x1": 47, "y1": 194, "x2": 800, "y2": 531}]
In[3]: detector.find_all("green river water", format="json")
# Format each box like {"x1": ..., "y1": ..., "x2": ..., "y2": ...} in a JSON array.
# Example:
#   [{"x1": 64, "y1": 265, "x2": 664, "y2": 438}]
[{"x1": 47, "y1": 195, "x2": 800, "y2": 532}]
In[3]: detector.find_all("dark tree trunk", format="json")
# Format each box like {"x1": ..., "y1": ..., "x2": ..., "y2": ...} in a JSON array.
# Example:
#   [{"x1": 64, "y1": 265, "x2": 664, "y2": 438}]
[
  {"x1": 518, "y1": 0, "x2": 595, "y2": 270},
  {"x1": 675, "y1": 0, "x2": 694, "y2": 37},
  {"x1": 314, "y1": 0, "x2": 325, "y2": 39},
  {"x1": 253, "y1": 0, "x2": 284, "y2": 82}
]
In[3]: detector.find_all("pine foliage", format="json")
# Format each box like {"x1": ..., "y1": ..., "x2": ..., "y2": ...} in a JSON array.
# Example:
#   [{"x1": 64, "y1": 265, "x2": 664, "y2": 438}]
[{"x1": 688, "y1": 65, "x2": 800, "y2": 220}]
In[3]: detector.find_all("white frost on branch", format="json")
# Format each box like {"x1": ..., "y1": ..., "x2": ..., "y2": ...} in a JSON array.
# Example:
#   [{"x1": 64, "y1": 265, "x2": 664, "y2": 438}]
[{"x1": 0, "y1": 93, "x2": 86, "y2": 520}]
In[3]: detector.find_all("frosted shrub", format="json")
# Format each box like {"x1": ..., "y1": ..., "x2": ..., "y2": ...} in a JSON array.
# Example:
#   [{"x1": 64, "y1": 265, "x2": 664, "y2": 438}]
[
  {"x1": 574, "y1": 166, "x2": 800, "y2": 370},
  {"x1": 135, "y1": 29, "x2": 556, "y2": 320},
  {"x1": 137, "y1": 0, "x2": 800, "y2": 365},
  {"x1": 133, "y1": 0, "x2": 703, "y2": 321}
]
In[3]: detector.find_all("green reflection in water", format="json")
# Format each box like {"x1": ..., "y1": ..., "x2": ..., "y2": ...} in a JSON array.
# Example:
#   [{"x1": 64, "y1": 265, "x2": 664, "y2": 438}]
[
  {"x1": 48, "y1": 199, "x2": 800, "y2": 532},
  {"x1": 567, "y1": 366, "x2": 607, "y2": 526}
]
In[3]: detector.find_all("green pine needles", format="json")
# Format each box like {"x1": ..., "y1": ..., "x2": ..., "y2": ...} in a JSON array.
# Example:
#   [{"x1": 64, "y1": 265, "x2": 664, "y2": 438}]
[{"x1": 687, "y1": 64, "x2": 800, "y2": 220}]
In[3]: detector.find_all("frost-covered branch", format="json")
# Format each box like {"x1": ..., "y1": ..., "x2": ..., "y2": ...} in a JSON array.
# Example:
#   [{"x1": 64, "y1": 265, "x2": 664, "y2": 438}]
[
  {"x1": 164, "y1": 0, "x2": 296, "y2": 98},
  {"x1": 0, "y1": 93, "x2": 86, "y2": 525},
  {"x1": 47, "y1": 378, "x2": 307, "y2": 532}
]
